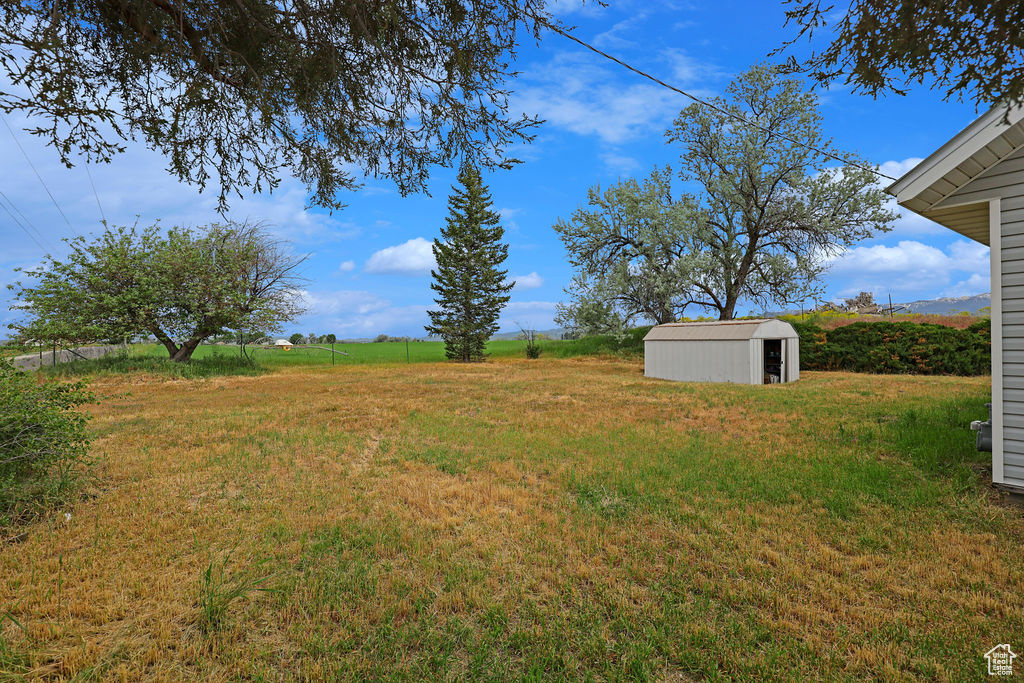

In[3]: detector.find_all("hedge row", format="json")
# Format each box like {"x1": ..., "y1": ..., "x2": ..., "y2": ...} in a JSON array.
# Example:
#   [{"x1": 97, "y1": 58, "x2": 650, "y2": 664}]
[{"x1": 791, "y1": 319, "x2": 990, "y2": 375}]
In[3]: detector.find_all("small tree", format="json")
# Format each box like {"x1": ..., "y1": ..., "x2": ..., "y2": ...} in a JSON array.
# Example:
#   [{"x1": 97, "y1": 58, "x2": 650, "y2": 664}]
[
  {"x1": 289, "y1": 333, "x2": 304, "y2": 345},
  {"x1": 1, "y1": 359, "x2": 92, "y2": 523},
  {"x1": 325, "y1": 334, "x2": 337, "y2": 344},
  {"x1": 517, "y1": 325, "x2": 542, "y2": 359},
  {"x1": 426, "y1": 166, "x2": 513, "y2": 361},
  {"x1": 10, "y1": 222, "x2": 307, "y2": 362}
]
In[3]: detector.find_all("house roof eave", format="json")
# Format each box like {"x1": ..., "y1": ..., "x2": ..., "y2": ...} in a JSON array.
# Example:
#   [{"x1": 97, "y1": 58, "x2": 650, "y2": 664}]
[{"x1": 886, "y1": 104, "x2": 1024, "y2": 205}]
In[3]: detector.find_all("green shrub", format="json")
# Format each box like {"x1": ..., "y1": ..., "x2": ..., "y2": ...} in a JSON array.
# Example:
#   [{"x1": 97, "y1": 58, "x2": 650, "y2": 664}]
[
  {"x1": 0, "y1": 360, "x2": 92, "y2": 524},
  {"x1": 794, "y1": 320, "x2": 990, "y2": 375}
]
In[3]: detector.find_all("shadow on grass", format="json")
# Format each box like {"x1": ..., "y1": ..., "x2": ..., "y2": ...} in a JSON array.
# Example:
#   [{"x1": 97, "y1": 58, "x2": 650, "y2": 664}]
[{"x1": 40, "y1": 352, "x2": 265, "y2": 379}]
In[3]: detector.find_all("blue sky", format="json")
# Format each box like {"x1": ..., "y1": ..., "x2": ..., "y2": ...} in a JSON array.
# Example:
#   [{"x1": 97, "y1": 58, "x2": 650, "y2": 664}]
[{"x1": 0, "y1": 1, "x2": 992, "y2": 338}]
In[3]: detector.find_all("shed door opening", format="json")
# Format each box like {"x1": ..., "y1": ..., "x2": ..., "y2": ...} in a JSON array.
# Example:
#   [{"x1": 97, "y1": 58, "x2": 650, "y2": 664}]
[{"x1": 763, "y1": 339, "x2": 783, "y2": 384}]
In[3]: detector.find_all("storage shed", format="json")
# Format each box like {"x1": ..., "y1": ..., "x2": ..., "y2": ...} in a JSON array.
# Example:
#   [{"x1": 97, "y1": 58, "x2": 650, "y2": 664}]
[
  {"x1": 643, "y1": 319, "x2": 800, "y2": 384},
  {"x1": 887, "y1": 104, "x2": 1024, "y2": 493}
]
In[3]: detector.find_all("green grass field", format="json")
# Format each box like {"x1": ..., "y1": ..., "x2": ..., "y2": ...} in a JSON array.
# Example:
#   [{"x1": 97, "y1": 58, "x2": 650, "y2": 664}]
[
  {"x1": 37, "y1": 336, "x2": 644, "y2": 378},
  {"x1": 140, "y1": 339, "x2": 550, "y2": 365},
  {"x1": 1, "y1": 357, "x2": 1020, "y2": 679}
]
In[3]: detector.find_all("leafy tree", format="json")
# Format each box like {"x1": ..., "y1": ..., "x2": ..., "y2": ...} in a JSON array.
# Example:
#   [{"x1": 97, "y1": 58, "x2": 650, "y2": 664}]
[
  {"x1": 426, "y1": 166, "x2": 513, "y2": 361},
  {"x1": 0, "y1": 1, "x2": 558, "y2": 210},
  {"x1": 777, "y1": 0, "x2": 1024, "y2": 108},
  {"x1": 289, "y1": 333, "x2": 304, "y2": 346},
  {"x1": 555, "y1": 65, "x2": 894, "y2": 332},
  {"x1": 325, "y1": 334, "x2": 337, "y2": 344},
  {"x1": 9, "y1": 222, "x2": 306, "y2": 362}
]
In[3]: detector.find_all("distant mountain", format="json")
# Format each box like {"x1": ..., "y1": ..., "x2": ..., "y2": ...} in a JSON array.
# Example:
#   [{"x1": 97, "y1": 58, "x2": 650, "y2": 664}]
[
  {"x1": 897, "y1": 293, "x2": 990, "y2": 315},
  {"x1": 767, "y1": 292, "x2": 991, "y2": 318},
  {"x1": 490, "y1": 327, "x2": 570, "y2": 341}
]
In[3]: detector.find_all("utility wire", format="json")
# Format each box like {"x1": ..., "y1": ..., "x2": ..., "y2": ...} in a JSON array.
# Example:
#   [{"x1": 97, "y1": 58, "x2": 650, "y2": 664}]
[
  {"x1": 547, "y1": 24, "x2": 897, "y2": 182},
  {"x1": 2, "y1": 116, "x2": 81, "y2": 236},
  {"x1": 0, "y1": 190, "x2": 53, "y2": 252},
  {"x1": 84, "y1": 162, "x2": 106, "y2": 224},
  {"x1": 0, "y1": 195, "x2": 48, "y2": 254}
]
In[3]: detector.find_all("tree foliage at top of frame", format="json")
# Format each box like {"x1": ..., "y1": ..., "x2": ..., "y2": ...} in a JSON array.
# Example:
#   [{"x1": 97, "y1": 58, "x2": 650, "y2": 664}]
[
  {"x1": 777, "y1": 0, "x2": 1024, "y2": 109},
  {"x1": 0, "y1": 0, "x2": 560, "y2": 210}
]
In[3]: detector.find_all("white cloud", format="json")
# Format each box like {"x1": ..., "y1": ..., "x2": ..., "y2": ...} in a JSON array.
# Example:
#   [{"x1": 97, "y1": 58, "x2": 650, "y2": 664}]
[
  {"x1": 499, "y1": 300, "x2": 559, "y2": 332},
  {"x1": 498, "y1": 207, "x2": 522, "y2": 232},
  {"x1": 364, "y1": 237, "x2": 436, "y2": 275},
  {"x1": 944, "y1": 273, "x2": 990, "y2": 298},
  {"x1": 593, "y1": 14, "x2": 647, "y2": 48},
  {"x1": 312, "y1": 304, "x2": 429, "y2": 337},
  {"x1": 869, "y1": 158, "x2": 951, "y2": 240},
  {"x1": 338, "y1": 260, "x2": 355, "y2": 272},
  {"x1": 826, "y1": 239, "x2": 990, "y2": 299},
  {"x1": 947, "y1": 239, "x2": 990, "y2": 273},
  {"x1": 506, "y1": 300, "x2": 557, "y2": 312},
  {"x1": 512, "y1": 50, "x2": 716, "y2": 145},
  {"x1": 547, "y1": 0, "x2": 605, "y2": 16},
  {"x1": 510, "y1": 272, "x2": 544, "y2": 289},
  {"x1": 879, "y1": 157, "x2": 923, "y2": 180},
  {"x1": 299, "y1": 289, "x2": 391, "y2": 317},
  {"x1": 601, "y1": 151, "x2": 641, "y2": 174}
]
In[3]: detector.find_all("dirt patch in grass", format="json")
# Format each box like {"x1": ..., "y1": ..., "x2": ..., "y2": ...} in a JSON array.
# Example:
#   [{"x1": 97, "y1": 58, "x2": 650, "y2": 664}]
[{"x1": 0, "y1": 360, "x2": 1018, "y2": 679}]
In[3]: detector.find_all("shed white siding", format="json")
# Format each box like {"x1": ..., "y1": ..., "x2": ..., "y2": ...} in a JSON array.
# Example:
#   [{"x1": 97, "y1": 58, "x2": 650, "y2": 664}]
[
  {"x1": 643, "y1": 319, "x2": 800, "y2": 385},
  {"x1": 645, "y1": 339, "x2": 754, "y2": 383},
  {"x1": 786, "y1": 337, "x2": 800, "y2": 382},
  {"x1": 933, "y1": 146, "x2": 1024, "y2": 488}
]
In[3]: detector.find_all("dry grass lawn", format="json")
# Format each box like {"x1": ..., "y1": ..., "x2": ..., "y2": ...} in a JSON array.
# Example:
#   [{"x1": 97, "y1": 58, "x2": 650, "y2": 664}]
[{"x1": 0, "y1": 358, "x2": 1021, "y2": 680}]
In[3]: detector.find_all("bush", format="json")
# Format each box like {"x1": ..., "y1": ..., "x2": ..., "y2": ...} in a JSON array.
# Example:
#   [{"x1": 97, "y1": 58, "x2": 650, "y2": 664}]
[
  {"x1": 0, "y1": 360, "x2": 92, "y2": 524},
  {"x1": 793, "y1": 320, "x2": 990, "y2": 375}
]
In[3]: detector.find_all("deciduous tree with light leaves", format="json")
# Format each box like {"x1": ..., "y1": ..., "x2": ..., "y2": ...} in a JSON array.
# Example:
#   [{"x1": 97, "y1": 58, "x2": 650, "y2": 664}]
[
  {"x1": 555, "y1": 65, "x2": 895, "y2": 334},
  {"x1": 9, "y1": 221, "x2": 307, "y2": 362}
]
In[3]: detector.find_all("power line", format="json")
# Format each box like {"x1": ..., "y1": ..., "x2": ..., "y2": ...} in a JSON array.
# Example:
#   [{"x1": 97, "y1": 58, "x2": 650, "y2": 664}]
[
  {"x1": 85, "y1": 163, "x2": 106, "y2": 224},
  {"x1": 0, "y1": 190, "x2": 54, "y2": 252},
  {"x1": 2, "y1": 116, "x2": 82, "y2": 236},
  {"x1": 0, "y1": 195, "x2": 48, "y2": 254},
  {"x1": 547, "y1": 24, "x2": 897, "y2": 182}
]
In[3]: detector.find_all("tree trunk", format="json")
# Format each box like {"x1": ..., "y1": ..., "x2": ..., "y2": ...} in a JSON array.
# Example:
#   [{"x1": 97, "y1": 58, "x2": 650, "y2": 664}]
[
  {"x1": 151, "y1": 328, "x2": 181, "y2": 359},
  {"x1": 720, "y1": 299, "x2": 737, "y2": 320},
  {"x1": 171, "y1": 338, "x2": 203, "y2": 363}
]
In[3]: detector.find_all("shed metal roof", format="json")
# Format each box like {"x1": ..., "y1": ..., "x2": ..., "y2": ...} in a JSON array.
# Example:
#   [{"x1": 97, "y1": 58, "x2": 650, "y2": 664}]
[{"x1": 643, "y1": 319, "x2": 798, "y2": 341}]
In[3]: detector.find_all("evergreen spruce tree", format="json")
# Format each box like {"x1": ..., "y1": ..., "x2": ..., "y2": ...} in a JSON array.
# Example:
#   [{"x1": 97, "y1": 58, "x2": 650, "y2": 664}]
[{"x1": 426, "y1": 166, "x2": 514, "y2": 361}]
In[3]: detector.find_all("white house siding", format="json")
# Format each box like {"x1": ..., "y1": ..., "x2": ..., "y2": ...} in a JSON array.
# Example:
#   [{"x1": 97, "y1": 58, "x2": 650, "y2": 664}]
[
  {"x1": 935, "y1": 145, "x2": 1024, "y2": 487},
  {"x1": 644, "y1": 339, "x2": 753, "y2": 383}
]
